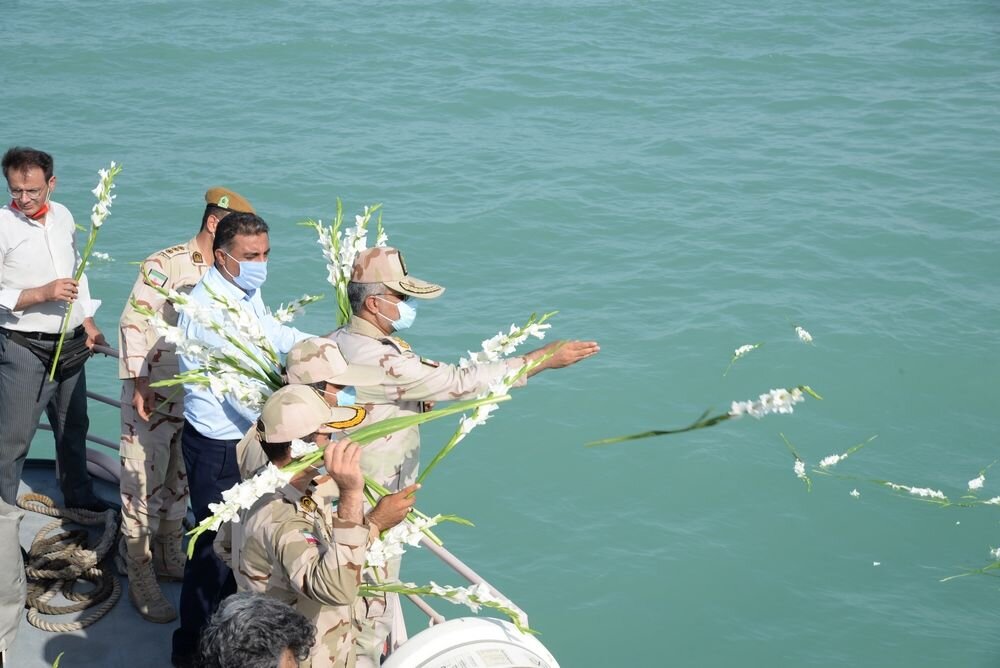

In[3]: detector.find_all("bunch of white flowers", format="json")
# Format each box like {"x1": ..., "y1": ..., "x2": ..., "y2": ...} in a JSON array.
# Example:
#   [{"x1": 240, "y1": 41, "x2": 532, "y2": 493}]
[
  {"x1": 885, "y1": 482, "x2": 948, "y2": 501},
  {"x1": 200, "y1": 464, "x2": 293, "y2": 532},
  {"x1": 365, "y1": 514, "x2": 442, "y2": 568},
  {"x1": 89, "y1": 162, "x2": 120, "y2": 228},
  {"x1": 458, "y1": 314, "x2": 552, "y2": 369}
]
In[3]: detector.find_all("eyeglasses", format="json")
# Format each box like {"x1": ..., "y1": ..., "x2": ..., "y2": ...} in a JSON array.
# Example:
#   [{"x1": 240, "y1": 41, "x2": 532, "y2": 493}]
[{"x1": 7, "y1": 186, "x2": 47, "y2": 201}]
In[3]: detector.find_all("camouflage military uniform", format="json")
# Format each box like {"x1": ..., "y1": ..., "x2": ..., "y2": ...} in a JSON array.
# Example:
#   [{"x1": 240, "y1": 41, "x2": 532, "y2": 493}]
[
  {"x1": 329, "y1": 316, "x2": 526, "y2": 492},
  {"x1": 230, "y1": 479, "x2": 377, "y2": 668},
  {"x1": 329, "y1": 315, "x2": 525, "y2": 665},
  {"x1": 118, "y1": 237, "x2": 208, "y2": 572}
]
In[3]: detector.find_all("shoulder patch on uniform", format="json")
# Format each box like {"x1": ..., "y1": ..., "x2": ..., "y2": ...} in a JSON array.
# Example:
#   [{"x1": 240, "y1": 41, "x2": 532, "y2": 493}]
[
  {"x1": 300, "y1": 530, "x2": 319, "y2": 545},
  {"x1": 420, "y1": 357, "x2": 441, "y2": 368},
  {"x1": 385, "y1": 336, "x2": 411, "y2": 353},
  {"x1": 159, "y1": 245, "x2": 187, "y2": 257},
  {"x1": 299, "y1": 496, "x2": 317, "y2": 513},
  {"x1": 192, "y1": 251, "x2": 204, "y2": 264},
  {"x1": 327, "y1": 406, "x2": 367, "y2": 429},
  {"x1": 144, "y1": 269, "x2": 169, "y2": 288}
]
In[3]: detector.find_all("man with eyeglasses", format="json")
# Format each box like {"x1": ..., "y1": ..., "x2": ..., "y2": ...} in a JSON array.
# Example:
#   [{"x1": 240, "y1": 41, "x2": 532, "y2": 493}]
[
  {"x1": 0, "y1": 146, "x2": 111, "y2": 513},
  {"x1": 117, "y1": 187, "x2": 255, "y2": 625},
  {"x1": 330, "y1": 246, "x2": 600, "y2": 667}
]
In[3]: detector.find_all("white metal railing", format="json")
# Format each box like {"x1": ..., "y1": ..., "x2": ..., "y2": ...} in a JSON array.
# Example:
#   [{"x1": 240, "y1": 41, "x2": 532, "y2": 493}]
[{"x1": 55, "y1": 343, "x2": 525, "y2": 631}]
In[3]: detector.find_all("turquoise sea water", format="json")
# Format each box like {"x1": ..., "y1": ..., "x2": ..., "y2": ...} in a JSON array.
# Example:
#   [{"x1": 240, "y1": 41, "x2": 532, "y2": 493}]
[{"x1": 5, "y1": 1, "x2": 1000, "y2": 665}]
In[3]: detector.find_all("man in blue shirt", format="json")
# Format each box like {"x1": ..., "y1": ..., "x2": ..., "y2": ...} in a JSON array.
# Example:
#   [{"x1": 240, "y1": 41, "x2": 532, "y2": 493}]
[{"x1": 171, "y1": 211, "x2": 311, "y2": 667}]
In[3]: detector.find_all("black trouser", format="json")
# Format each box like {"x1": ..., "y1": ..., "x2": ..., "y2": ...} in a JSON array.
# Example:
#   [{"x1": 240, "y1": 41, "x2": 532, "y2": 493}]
[
  {"x1": 171, "y1": 421, "x2": 240, "y2": 661},
  {"x1": 0, "y1": 328, "x2": 96, "y2": 507}
]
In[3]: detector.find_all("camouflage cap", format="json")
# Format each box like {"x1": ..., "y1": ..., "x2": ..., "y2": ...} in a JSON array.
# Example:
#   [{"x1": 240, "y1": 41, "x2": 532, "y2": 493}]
[
  {"x1": 260, "y1": 385, "x2": 357, "y2": 442},
  {"x1": 351, "y1": 247, "x2": 445, "y2": 300},
  {"x1": 204, "y1": 186, "x2": 255, "y2": 214},
  {"x1": 286, "y1": 337, "x2": 384, "y2": 387}
]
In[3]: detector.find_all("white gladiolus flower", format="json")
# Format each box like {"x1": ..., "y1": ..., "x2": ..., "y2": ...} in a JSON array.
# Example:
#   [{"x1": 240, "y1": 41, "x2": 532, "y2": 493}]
[
  {"x1": 733, "y1": 344, "x2": 756, "y2": 358},
  {"x1": 795, "y1": 326, "x2": 813, "y2": 343},
  {"x1": 794, "y1": 460, "x2": 806, "y2": 479},
  {"x1": 886, "y1": 482, "x2": 947, "y2": 501},
  {"x1": 850, "y1": 489, "x2": 861, "y2": 498},
  {"x1": 366, "y1": 515, "x2": 443, "y2": 568},
  {"x1": 729, "y1": 387, "x2": 806, "y2": 419},
  {"x1": 984, "y1": 497, "x2": 1000, "y2": 505},
  {"x1": 968, "y1": 474, "x2": 985, "y2": 491},
  {"x1": 819, "y1": 454, "x2": 846, "y2": 469},
  {"x1": 991, "y1": 548, "x2": 1000, "y2": 561}
]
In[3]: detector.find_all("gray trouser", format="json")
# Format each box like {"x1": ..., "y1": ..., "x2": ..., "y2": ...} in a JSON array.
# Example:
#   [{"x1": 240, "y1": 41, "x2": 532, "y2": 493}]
[{"x1": 0, "y1": 330, "x2": 95, "y2": 507}]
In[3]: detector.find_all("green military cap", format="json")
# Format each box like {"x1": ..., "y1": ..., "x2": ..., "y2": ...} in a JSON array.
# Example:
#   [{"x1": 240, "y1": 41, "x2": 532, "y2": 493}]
[
  {"x1": 260, "y1": 385, "x2": 357, "y2": 443},
  {"x1": 351, "y1": 246, "x2": 445, "y2": 299},
  {"x1": 285, "y1": 337, "x2": 384, "y2": 387},
  {"x1": 204, "y1": 186, "x2": 255, "y2": 214}
]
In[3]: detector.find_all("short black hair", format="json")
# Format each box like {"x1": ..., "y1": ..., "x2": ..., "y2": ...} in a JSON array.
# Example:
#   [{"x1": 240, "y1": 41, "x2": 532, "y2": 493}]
[
  {"x1": 213, "y1": 212, "x2": 269, "y2": 253},
  {"x1": 199, "y1": 592, "x2": 316, "y2": 668},
  {"x1": 256, "y1": 420, "x2": 320, "y2": 463},
  {"x1": 2, "y1": 146, "x2": 54, "y2": 182}
]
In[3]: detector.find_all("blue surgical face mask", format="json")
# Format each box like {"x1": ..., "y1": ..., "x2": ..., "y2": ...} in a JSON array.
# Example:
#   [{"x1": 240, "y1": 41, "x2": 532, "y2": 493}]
[
  {"x1": 376, "y1": 296, "x2": 417, "y2": 331},
  {"x1": 335, "y1": 386, "x2": 356, "y2": 407},
  {"x1": 222, "y1": 251, "x2": 268, "y2": 292}
]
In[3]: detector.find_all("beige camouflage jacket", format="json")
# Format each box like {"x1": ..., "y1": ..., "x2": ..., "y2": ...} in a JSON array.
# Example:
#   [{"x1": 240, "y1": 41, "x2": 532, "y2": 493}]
[
  {"x1": 118, "y1": 236, "x2": 209, "y2": 414},
  {"x1": 328, "y1": 316, "x2": 526, "y2": 492},
  {"x1": 223, "y1": 480, "x2": 376, "y2": 668}
]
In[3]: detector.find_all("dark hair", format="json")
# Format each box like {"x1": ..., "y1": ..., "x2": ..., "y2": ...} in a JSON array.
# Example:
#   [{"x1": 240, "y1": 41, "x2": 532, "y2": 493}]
[
  {"x1": 347, "y1": 281, "x2": 384, "y2": 315},
  {"x1": 213, "y1": 212, "x2": 269, "y2": 253},
  {"x1": 257, "y1": 420, "x2": 320, "y2": 463},
  {"x1": 198, "y1": 592, "x2": 316, "y2": 668},
  {"x1": 2, "y1": 146, "x2": 54, "y2": 181},
  {"x1": 201, "y1": 205, "x2": 230, "y2": 230}
]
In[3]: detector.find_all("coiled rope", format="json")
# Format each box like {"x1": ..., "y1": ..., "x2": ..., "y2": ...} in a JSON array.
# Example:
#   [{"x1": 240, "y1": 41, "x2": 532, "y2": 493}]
[{"x1": 16, "y1": 493, "x2": 121, "y2": 632}]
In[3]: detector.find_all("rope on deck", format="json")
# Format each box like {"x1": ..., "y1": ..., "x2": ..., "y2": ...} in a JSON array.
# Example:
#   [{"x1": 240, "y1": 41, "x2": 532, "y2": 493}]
[{"x1": 16, "y1": 493, "x2": 121, "y2": 632}]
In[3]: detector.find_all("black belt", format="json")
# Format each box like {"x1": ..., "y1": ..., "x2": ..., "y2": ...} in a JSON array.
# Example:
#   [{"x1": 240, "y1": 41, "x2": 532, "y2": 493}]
[{"x1": 0, "y1": 325, "x2": 85, "y2": 342}]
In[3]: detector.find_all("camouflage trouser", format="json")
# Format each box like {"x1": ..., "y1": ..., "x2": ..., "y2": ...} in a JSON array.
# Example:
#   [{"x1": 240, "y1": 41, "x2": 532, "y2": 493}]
[
  {"x1": 119, "y1": 380, "x2": 188, "y2": 544},
  {"x1": 354, "y1": 556, "x2": 396, "y2": 668}
]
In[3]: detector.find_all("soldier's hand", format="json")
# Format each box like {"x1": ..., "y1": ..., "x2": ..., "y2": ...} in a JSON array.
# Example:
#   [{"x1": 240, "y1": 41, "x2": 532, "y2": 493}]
[
  {"x1": 526, "y1": 339, "x2": 600, "y2": 375},
  {"x1": 42, "y1": 278, "x2": 79, "y2": 304},
  {"x1": 132, "y1": 377, "x2": 155, "y2": 422},
  {"x1": 323, "y1": 439, "x2": 364, "y2": 494},
  {"x1": 368, "y1": 483, "x2": 420, "y2": 532}
]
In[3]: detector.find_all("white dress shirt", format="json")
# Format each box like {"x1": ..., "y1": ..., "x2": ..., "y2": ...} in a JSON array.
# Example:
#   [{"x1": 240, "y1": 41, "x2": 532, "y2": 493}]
[{"x1": 0, "y1": 201, "x2": 98, "y2": 333}]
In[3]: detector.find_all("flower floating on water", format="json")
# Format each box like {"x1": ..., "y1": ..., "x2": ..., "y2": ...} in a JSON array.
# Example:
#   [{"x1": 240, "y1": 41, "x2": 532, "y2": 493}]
[
  {"x1": 795, "y1": 326, "x2": 813, "y2": 344},
  {"x1": 850, "y1": 489, "x2": 861, "y2": 498},
  {"x1": 586, "y1": 385, "x2": 821, "y2": 446},
  {"x1": 723, "y1": 342, "x2": 762, "y2": 377},
  {"x1": 884, "y1": 482, "x2": 948, "y2": 502},
  {"x1": 729, "y1": 387, "x2": 807, "y2": 419},
  {"x1": 991, "y1": 548, "x2": 1000, "y2": 561},
  {"x1": 90, "y1": 251, "x2": 113, "y2": 262},
  {"x1": 968, "y1": 474, "x2": 986, "y2": 491}
]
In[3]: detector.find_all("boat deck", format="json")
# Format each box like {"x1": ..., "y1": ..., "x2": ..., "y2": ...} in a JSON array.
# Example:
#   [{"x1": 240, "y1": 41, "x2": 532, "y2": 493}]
[{"x1": 8, "y1": 461, "x2": 178, "y2": 668}]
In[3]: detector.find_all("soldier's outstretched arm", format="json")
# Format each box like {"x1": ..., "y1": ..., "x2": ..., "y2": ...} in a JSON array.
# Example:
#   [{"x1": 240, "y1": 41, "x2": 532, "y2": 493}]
[{"x1": 523, "y1": 339, "x2": 600, "y2": 377}]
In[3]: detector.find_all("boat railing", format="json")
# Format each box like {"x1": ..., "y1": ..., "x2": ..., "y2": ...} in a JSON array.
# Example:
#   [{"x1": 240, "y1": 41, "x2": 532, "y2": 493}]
[{"x1": 38, "y1": 343, "x2": 523, "y2": 634}]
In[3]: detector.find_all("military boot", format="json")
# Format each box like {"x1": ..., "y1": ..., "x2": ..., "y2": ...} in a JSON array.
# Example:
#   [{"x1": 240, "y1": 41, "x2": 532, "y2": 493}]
[
  {"x1": 125, "y1": 534, "x2": 177, "y2": 624},
  {"x1": 153, "y1": 519, "x2": 186, "y2": 581}
]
